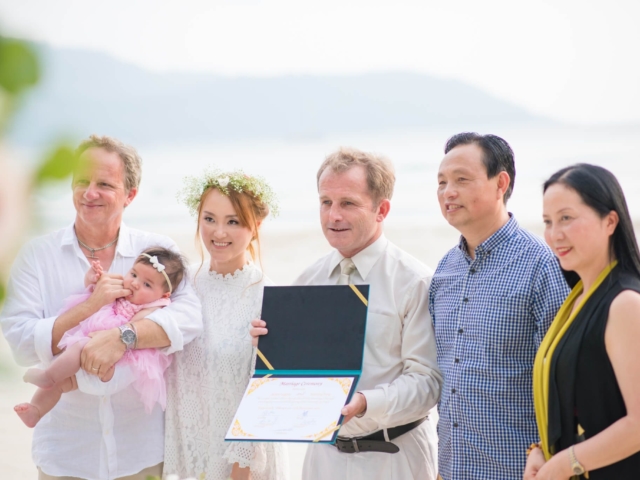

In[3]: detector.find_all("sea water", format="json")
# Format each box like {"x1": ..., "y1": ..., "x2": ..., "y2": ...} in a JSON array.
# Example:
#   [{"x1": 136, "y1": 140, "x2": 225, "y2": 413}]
[{"x1": 31, "y1": 122, "x2": 640, "y2": 237}]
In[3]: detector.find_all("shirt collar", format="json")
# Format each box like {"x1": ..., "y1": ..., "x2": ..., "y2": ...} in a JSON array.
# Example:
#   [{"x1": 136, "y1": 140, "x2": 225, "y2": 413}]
[
  {"x1": 327, "y1": 234, "x2": 389, "y2": 281},
  {"x1": 115, "y1": 223, "x2": 135, "y2": 257},
  {"x1": 457, "y1": 213, "x2": 518, "y2": 259},
  {"x1": 61, "y1": 221, "x2": 136, "y2": 258},
  {"x1": 61, "y1": 222, "x2": 78, "y2": 246}
]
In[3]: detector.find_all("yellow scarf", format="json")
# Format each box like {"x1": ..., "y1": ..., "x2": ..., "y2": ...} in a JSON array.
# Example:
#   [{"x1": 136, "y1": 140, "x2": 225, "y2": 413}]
[{"x1": 533, "y1": 261, "x2": 617, "y2": 459}]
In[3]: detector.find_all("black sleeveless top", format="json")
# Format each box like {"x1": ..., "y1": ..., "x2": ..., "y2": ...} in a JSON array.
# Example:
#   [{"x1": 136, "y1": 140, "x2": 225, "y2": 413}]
[{"x1": 549, "y1": 266, "x2": 640, "y2": 479}]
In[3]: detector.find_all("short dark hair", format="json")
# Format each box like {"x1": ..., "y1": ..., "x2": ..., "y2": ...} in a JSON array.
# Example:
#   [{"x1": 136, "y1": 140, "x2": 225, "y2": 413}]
[
  {"x1": 135, "y1": 246, "x2": 188, "y2": 293},
  {"x1": 444, "y1": 132, "x2": 516, "y2": 202},
  {"x1": 544, "y1": 164, "x2": 640, "y2": 283}
]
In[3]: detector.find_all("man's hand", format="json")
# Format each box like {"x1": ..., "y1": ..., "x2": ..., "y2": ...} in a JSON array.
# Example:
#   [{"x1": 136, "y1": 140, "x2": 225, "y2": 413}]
[
  {"x1": 250, "y1": 318, "x2": 268, "y2": 347},
  {"x1": 341, "y1": 392, "x2": 367, "y2": 425},
  {"x1": 80, "y1": 328, "x2": 126, "y2": 381},
  {"x1": 52, "y1": 275, "x2": 132, "y2": 356},
  {"x1": 87, "y1": 274, "x2": 132, "y2": 313}
]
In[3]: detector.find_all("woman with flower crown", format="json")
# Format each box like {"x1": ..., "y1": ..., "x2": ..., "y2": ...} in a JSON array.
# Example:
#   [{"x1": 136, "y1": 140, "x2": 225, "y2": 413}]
[{"x1": 164, "y1": 170, "x2": 288, "y2": 480}]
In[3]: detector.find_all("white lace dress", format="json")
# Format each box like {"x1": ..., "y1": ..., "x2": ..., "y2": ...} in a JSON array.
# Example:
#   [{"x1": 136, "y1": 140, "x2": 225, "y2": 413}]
[{"x1": 164, "y1": 264, "x2": 289, "y2": 480}]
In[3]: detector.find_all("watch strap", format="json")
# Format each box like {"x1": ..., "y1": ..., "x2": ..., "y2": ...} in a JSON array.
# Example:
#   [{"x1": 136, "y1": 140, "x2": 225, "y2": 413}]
[
  {"x1": 569, "y1": 445, "x2": 586, "y2": 475},
  {"x1": 129, "y1": 322, "x2": 138, "y2": 349},
  {"x1": 118, "y1": 323, "x2": 137, "y2": 350}
]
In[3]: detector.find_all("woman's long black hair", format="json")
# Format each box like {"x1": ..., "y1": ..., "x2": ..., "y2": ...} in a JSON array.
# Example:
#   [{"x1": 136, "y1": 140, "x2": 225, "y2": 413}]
[{"x1": 544, "y1": 163, "x2": 640, "y2": 287}]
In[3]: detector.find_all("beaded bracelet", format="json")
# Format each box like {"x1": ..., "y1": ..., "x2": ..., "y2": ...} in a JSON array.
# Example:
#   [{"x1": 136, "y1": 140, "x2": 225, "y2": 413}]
[{"x1": 526, "y1": 443, "x2": 541, "y2": 456}]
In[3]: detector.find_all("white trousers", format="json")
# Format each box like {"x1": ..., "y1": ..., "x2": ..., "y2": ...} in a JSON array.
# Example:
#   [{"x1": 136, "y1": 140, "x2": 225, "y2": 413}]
[
  {"x1": 37, "y1": 462, "x2": 163, "y2": 480},
  {"x1": 302, "y1": 418, "x2": 438, "y2": 480}
]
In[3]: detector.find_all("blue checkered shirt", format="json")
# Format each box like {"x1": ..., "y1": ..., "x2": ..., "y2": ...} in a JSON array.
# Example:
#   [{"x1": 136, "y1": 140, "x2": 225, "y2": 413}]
[{"x1": 429, "y1": 215, "x2": 569, "y2": 480}]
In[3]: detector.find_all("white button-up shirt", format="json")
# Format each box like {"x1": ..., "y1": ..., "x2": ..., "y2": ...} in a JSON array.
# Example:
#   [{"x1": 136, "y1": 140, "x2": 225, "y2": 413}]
[
  {"x1": 0, "y1": 223, "x2": 203, "y2": 480},
  {"x1": 295, "y1": 234, "x2": 442, "y2": 435}
]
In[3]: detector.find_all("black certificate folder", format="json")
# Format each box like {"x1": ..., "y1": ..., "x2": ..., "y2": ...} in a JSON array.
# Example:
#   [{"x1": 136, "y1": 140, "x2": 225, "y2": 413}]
[
  {"x1": 226, "y1": 285, "x2": 369, "y2": 444},
  {"x1": 255, "y1": 285, "x2": 369, "y2": 373}
]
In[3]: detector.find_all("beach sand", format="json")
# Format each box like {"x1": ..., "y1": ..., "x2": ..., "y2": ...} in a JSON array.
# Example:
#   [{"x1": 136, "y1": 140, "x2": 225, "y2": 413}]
[{"x1": 0, "y1": 222, "x2": 523, "y2": 479}]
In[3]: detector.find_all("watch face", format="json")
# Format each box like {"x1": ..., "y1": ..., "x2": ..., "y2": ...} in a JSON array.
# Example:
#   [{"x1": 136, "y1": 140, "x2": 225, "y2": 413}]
[
  {"x1": 122, "y1": 330, "x2": 136, "y2": 345},
  {"x1": 573, "y1": 466, "x2": 585, "y2": 475}
]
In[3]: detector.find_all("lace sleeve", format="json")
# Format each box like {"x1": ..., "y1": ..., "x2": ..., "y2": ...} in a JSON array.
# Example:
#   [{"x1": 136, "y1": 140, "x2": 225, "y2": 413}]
[{"x1": 222, "y1": 441, "x2": 267, "y2": 473}]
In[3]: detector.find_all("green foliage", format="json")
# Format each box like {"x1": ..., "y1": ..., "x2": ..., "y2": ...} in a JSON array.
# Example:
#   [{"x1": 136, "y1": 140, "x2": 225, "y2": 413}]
[
  {"x1": 0, "y1": 37, "x2": 40, "y2": 94},
  {"x1": 0, "y1": 36, "x2": 41, "y2": 326},
  {"x1": 36, "y1": 143, "x2": 79, "y2": 184}
]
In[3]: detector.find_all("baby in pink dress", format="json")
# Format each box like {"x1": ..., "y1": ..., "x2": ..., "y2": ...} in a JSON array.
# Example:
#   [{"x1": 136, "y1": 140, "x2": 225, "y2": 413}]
[{"x1": 15, "y1": 247, "x2": 187, "y2": 428}]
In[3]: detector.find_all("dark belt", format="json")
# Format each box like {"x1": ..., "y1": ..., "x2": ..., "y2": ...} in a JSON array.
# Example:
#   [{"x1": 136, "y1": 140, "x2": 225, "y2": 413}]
[{"x1": 334, "y1": 416, "x2": 428, "y2": 454}]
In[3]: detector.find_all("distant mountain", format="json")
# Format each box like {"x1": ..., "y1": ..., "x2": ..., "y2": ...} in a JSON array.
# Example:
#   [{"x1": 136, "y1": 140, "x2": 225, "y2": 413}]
[{"x1": 8, "y1": 42, "x2": 545, "y2": 147}]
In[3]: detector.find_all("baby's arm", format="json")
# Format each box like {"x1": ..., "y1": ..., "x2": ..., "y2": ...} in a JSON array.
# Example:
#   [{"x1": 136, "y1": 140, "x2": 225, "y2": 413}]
[
  {"x1": 83, "y1": 260, "x2": 104, "y2": 288},
  {"x1": 130, "y1": 306, "x2": 162, "y2": 324}
]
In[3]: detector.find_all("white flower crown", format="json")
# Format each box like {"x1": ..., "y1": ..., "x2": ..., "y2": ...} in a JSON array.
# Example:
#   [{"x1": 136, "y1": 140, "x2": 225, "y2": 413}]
[{"x1": 177, "y1": 167, "x2": 279, "y2": 218}]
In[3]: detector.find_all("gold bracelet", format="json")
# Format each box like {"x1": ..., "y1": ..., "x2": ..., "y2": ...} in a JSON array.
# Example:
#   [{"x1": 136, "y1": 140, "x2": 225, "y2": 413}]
[
  {"x1": 526, "y1": 442, "x2": 541, "y2": 456},
  {"x1": 568, "y1": 445, "x2": 587, "y2": 476}
]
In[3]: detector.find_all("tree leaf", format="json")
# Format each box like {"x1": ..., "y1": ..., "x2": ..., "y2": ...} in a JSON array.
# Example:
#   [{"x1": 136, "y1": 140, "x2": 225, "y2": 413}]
[
  {"x1": 0, "y1": 38, "x2": 40, "y2": 95},
  {"x1": 35, "y1": 144, "x2": 79, "y2": 183}
]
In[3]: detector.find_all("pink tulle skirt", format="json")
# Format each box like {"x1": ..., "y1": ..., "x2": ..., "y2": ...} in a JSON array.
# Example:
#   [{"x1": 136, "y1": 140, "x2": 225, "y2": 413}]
[{"x1": 58, "y1": 290, "x2": 172, "y2": 413}]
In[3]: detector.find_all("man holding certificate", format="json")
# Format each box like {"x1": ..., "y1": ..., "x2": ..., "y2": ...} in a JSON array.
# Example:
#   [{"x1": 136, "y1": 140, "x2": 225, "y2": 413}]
[{"x1": 252, "y1": 147, "x2": 443, "y2": 480}]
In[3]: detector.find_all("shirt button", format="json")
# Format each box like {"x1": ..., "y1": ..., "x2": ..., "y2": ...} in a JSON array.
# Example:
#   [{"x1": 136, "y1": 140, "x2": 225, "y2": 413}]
[
  {"x1": 453, "y1": 422, "x2": 459, "y2": 428},
  {"x1": 458, "y1": 328, "x2": 464, "y2": 334},
  {"x1": 452, "y1": 388, "x2": 457, "y2": 394},
  {"x1": 470, "y1": 268, "x2": 476, "y2": 274},
  {"x1": 462, "y1": 297, "x2": 469, "y2": 303},
  {"x1": 454, "y1": 358, "x2": 460, "y2": 363}
]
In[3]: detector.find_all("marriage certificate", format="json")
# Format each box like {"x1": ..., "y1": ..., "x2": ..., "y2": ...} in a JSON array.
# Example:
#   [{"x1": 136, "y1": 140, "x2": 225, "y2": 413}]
[
  {"x1": 225, "y1": 375, "x2": 356, "y2": 442},
  {"x1": 226, "y1": 285, "x2": 369, "y2": 443}
]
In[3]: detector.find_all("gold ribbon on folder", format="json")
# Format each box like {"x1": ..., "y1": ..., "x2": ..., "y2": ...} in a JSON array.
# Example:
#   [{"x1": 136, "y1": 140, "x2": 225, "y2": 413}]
[
  {"x1": 257, "y1": 349, "x2": 274, "y2": 370},
  {"x1": 349, "y1": 284, "x2": 368, "y2": 306}
]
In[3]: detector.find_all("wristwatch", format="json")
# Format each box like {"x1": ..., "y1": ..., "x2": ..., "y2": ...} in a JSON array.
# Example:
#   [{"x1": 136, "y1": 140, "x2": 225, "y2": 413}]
[
  {"x1": 568, "y1": 446, "x2": 586, "y2": 475},
  {"x1": 118, "y1": 323, "x2": 137, "y2": 350}
]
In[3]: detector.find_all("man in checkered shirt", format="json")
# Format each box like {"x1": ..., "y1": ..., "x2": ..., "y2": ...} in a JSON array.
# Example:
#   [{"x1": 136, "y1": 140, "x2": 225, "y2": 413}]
[{"x1": 429, "y1": 133, "x2": 569, "y2": 479}]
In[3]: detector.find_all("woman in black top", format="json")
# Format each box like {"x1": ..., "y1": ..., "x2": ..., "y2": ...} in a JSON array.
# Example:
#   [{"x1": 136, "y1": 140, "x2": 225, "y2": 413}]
[{"x1": 524, "y1": 164, "x2": 640, "y2": 479}]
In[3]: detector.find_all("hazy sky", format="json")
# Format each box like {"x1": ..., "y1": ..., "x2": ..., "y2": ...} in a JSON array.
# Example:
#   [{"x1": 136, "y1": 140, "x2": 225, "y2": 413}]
[{"x1": 1, "y1": 0, "x2": 638, "y2": 124}]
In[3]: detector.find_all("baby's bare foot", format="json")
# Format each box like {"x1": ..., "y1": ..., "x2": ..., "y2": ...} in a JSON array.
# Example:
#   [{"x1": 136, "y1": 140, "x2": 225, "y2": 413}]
[
  {"x1": 23, "y1": 368, "x2": 54, "y2": 389},
  {"x1": 14, "y1": 403, "x2": 42, "y2": 428}
]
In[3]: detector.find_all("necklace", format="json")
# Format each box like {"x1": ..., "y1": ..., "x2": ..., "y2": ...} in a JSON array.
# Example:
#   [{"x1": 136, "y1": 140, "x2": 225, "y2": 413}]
[{"x1": 76, "y1": 229, "x2": 119, "y2": 258}]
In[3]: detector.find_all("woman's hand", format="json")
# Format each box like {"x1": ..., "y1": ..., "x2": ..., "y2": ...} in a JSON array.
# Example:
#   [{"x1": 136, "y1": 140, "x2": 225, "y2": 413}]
[
  {"x1": 523, "y1": 447, "x2": 545, "y2": 479},
  {"x1": 230, "y1": 462, "x2": 251, "y2": 480},
  {"x1": 534, "y1": 449, "x2": 572, "y2": 480},
  {"x1": 249, "y1": 318, "x2": 267, "y2": 347}
]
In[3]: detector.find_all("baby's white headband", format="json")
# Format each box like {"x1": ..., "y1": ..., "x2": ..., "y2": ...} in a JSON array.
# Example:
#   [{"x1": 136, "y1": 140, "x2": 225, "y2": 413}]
[{"x1": 141, "y1": 253, "x2": 173, "y2": 294}]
